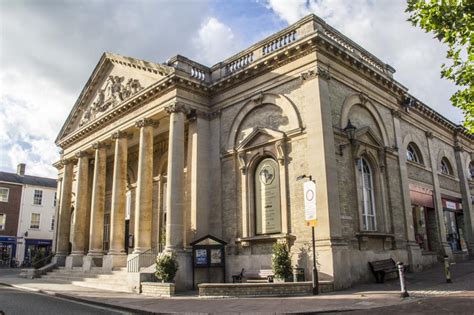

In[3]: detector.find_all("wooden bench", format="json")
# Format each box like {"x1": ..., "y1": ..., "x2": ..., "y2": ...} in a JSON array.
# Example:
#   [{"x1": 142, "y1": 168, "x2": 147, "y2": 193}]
[
  {"x1": 368, "y1": 259, "x2": 399, "y2": 283},
  {"x1": 232, "y1": 268, "x2": 274, "y2": 283}
]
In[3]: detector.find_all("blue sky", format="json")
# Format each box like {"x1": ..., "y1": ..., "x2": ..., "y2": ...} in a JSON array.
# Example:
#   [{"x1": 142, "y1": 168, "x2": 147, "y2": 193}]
[{"x1": 0, "y1": 0, "x2": 462, "y2": 177}]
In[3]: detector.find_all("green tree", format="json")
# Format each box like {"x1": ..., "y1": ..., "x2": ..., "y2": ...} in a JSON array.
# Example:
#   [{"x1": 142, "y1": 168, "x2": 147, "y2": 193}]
[
  {"x1": 406, "y1": 0, "x2": 473, "y2": 133},
  {"x1": 272, "y1": 240, "x2": 293, "y2": 281},
  {"x1": 155, "y1": 252, "x2": 179, "y2": 283}
]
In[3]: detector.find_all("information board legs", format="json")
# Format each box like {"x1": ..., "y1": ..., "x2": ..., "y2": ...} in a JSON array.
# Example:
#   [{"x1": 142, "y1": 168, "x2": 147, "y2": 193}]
[{"x1": 312, "y1": 226, "x2": 319, "y2": 295}]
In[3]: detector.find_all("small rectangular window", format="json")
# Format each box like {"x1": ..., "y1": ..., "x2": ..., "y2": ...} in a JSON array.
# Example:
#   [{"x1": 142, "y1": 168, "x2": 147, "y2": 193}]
[
  {"x1": 33, "y1": 190, "x2": 43, "y2": 205},
  {"x1": 30, "y1": 213, "x2": 41, "y2": 229},
  {"x1": 0, "y1": 188, "x2": 9, "y2": 202},
  {"x1": 50, "y1": 216, "x2": 55, "y2": 231},
  {"x1": 0, "y1": 214, "x2": 6, "y2": 230}
]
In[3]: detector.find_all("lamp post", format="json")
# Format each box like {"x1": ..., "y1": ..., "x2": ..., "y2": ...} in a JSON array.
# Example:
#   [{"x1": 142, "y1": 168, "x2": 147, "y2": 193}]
[{"x1": 297, "y1": 174, "x2": 319, "y2": 295}]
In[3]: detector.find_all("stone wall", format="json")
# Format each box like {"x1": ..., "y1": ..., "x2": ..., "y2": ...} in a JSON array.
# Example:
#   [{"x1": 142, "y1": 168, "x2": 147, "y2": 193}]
[
  {"x1": 198, "y1": 281, "x2": 334, "y2": 297},
  {"x1": 140, "y1": 282, "x2": 175, "y2": 296}
]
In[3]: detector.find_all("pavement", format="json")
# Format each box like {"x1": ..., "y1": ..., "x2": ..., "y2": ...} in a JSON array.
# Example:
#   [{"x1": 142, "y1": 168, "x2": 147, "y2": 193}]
[{"x1": 0, "y1": 260, "x2": 473, "y2": 314}]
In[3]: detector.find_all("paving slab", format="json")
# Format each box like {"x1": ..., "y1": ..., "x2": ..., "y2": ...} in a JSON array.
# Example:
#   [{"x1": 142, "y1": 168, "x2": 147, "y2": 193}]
[{"x1": 0, "y1": 260, "x2": 473, "y2": 314}]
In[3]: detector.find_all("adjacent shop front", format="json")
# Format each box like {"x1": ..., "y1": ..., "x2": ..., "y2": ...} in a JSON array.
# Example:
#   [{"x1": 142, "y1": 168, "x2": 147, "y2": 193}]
[
  {"x1": 442, "y1": 197, "x2": 467, "y2": 253},
  {"x1": 0, "y1": 236, "x2": 17, "y2": 266},
  {"x1": 409, "y1": 184, "x2": 436, "y2": 252}
]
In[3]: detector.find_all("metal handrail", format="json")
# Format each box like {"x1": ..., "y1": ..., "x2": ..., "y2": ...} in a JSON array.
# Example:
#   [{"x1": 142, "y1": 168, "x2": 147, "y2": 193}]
[
  {"x1": 127, "y1": 245, "x2": 162, "y2": 273},
  {"x1": 32, "y1": 253, "x2": 55, "y2": 269}
]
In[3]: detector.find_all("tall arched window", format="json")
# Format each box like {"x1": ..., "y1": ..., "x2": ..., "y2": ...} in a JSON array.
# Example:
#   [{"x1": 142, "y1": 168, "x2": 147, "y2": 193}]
[
  {"x1": 406, "y1": 142, "x2": 423, "y2": 164},
  {"x1": 254, "y1": 157, "x2": 281, "y2": 235},
  {"x1": 441, "y1": 157, "x2": 453, "y2": 175},
  {"x1": 360, "y1": 157, "x2": 376, "y2": 231}
]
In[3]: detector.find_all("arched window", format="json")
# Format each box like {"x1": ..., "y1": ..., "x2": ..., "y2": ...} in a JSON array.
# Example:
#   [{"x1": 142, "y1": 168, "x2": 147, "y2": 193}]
[
  {"x1": 469, "y1": 162, "x2": 474, "y2": 180},
  {"x1": 406, "y1": 142, "x2": 423, "y2": 164},
  {"x1": 440, "y1": 157, "x2": 453, "y2": 175},
  {"x1": 360, "y1": 157, "x2": 376, "y2": 231},
  {"x1": 254, "y1": 158, "x2": 281, "y2": 235}
]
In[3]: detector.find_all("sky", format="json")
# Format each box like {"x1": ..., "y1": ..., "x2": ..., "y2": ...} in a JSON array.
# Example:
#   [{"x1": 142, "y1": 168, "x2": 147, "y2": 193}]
[{"x1": 0, "y1": 0, "x2": 463, "y2": 178}]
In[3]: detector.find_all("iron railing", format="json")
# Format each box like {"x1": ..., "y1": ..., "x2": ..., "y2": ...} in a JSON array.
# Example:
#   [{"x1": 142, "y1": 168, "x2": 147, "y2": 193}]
[
  {"x1": 127, "y1": 245, "x2": 162, "y2": 273},
  {"x1": 32, "y1": 253, "x2": 55, "y2": 269}
]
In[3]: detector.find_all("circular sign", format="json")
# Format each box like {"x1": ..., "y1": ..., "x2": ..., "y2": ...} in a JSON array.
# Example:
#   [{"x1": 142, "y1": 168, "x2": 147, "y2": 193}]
[{"x1": 305, "y1": 189, "x2": 314, "y2": 201}]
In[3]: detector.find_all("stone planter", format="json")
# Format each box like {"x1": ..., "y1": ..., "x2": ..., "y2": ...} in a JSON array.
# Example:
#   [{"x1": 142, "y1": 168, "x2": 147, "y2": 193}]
[{"x1": 141, "y1": 282, "x2": 175, "y2": 297}]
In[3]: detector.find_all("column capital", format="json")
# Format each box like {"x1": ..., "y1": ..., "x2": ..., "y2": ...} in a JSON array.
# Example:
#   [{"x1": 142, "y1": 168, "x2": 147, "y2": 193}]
[
  {"x1": 425, "y1": 131, "x2": 434, "y2": 139},
  {"x1": 164, "y1": 102, "x2": 187, "y2": 115},
  {"x1": 391, "y1": 109, "x2": 402, "y2": 118},
  {"x1": 75, "y1": 151, "x2": 91, "y2": 159},
  {"x1": 59, "y1": 158, "x2": 75, "y2": 167},
  {"x1": 135, "y1": 118, "x2": 159, "y2": 128},
  {"x1": 92, "y1": 141, "x2": 110, "y2": 150},
  {"x1": 111, "y1": 130, "x2": 129, "y2": 140}
]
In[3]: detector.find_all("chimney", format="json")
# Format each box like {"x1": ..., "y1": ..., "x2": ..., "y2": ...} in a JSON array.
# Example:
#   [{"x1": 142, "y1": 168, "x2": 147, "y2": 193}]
[{"x1": 17, "y1": 163, "x2": 26, "y2": 176}]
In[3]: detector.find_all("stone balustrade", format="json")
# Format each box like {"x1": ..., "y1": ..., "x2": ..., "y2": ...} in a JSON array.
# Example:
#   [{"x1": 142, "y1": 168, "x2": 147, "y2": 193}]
[
  {"x1": 262, "y1": 30, "x2": 297, "y2": 56},
  {"x1": 225, "y1": 52, "x2": 254, "y2": 75},
  {"x1": 191, "y1": 67, "x2": 206, "y2": 81}
]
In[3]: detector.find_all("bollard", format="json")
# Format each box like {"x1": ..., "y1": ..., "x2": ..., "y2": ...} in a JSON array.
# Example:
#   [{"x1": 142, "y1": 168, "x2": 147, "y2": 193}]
[
  {"x1": 444, "y1": 255, "x2": 452, "y2": 283},
  {"x1": 397, "y1": 262, "x2": 409, "y2": 298}
]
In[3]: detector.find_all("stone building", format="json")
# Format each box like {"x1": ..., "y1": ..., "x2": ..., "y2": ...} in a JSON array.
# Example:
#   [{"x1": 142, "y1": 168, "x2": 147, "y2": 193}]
[{"x1": 53, "y1": 14, "x2": 474, "y2": 291}]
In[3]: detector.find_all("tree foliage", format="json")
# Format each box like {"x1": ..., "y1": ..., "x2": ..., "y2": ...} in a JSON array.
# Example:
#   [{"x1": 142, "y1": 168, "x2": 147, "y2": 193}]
[
  {"x1": 406, "y1": 0, "x2": 473, "y2": 133},
  {"x1": 272, "y1": 240, "x2": 293, "y2": 280},
  {"x1": 155, "y1": 252, "x2": 179, "y2": 283}
]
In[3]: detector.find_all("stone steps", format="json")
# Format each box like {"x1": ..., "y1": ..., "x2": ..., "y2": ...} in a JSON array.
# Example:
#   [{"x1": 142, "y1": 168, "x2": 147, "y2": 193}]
[{"x1": 41, "y1": 267, "x2": 132, "y2": 293}]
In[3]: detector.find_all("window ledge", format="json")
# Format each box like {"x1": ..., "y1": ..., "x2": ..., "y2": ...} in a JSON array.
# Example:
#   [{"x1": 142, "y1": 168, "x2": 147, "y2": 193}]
[
  {"x1": 421, "y1": 251, "x2": 436, "y2": 256},
  {"x1": 438, "y1": 172, "x2": 459, "y2": 181},
  {"x1": 236, "y1": 233, "x2": 296, "y2": 245},
  {"x1": 406, "y1": 160, "x2": 429, "y2": 171},
  {"x1": 355, "y1": 232, "x2": 394, "y2": 238}
]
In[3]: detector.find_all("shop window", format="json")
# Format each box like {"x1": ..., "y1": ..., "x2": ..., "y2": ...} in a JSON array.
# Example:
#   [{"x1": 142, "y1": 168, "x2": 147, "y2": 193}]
[
  {"x1": 359, "y1": 157, "x2": 377, "y2": 231},
  {"x1": 444, "y1": 210, "x2": 462, "y2": 252},
  {"x1": 30, "y1": 213, "x2": 40, "y2": 229},
  {"x1": 0, "y1": 214, "x2": 5, "y2": 230},
  {"x1": 33, "y1": 190, "x2": 43, "y2": 205},
  {"x1": 254, "y1": 157, "x2": 282, "y2": 235},
  {"x1": 440, "y1": 157, "x2": 453, "y2": 175},
  {"x1": 0, "y1": 188, "x2": 9, "y2": 202},
  {"x1": 412, "y1": 206, "x2": 430, "y2": 251},
  {"x1": 406, "y1": 142, "x2": 423, "y2": 164}
]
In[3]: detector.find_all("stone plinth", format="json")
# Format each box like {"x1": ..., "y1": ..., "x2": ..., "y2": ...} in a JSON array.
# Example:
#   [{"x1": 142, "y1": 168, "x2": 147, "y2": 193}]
[
  {"x1": 141, "y1": 282, "x2": 175, "y2": 296},
  {"x1": 103, "y1": 254, "x2": 127, "y2": 271},
  {"x1": 83, "y1": 255, "x2": 103, "y2": 270},
  {"x1": 198, "y1": 281, "x2": 334, "y2": 297},
  {"x1": 65, "y1": 254, "x2": 84, "y2": 269}
]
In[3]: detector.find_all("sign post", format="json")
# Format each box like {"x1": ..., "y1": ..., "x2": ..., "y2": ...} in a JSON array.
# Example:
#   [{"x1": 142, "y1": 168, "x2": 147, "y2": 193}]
[{"x1": 303, "y1": 178, "x2": 319, "y2": 295}]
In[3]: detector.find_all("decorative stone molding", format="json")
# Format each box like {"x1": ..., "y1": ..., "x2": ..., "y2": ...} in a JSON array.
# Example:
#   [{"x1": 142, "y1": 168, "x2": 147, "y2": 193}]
[
  {"x1": 425, "y1": 131, "x2": 433, "y2": 139},
  {"x1": 135, "y1": 118, "x2": 159, "y2": 128},
  {"x1": 238, "y1": 152, "x2": 247, "y2": 174},
  {"x1": 164, "y1": 102, "x2": 187, "y2": 114},
  {"x1": 300, "y1": 69, "x2": 317, "y2": 81},
  {"x1": 92, "y1": 141, "x2": 110, "y2": 150},
  {"x1": 251, "y1": 92, "x2": 264, "y2": 105},
  {"x1": 316, "y1": 66, "x2": 331, "y2": 81},
  {"x1": 358, "y1": 92, "x2": 369, "y2": 105},
  {"x1": 75, "y1": 151, "x2": 90, "y2": 159},
  {"x1": 111, "y1": 130, "x2": 128, "y2": 140},
  {"x1": 275, "y1": 140, "x2": 286, "y2": 165},
  {"x1": 391, "y1": 109, "x2": 402, "y2": 119}
]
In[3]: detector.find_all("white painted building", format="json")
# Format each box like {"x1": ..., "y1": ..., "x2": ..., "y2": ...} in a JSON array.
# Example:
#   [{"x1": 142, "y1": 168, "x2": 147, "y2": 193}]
[{"x1": 0, "y1": 164, "x2": 57, "y2": 265}]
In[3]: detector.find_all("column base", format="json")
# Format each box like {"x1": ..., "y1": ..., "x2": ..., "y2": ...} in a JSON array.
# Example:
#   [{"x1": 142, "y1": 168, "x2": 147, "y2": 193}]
[
  {"x1": 174, "y1": 250, "x2": 193, "y2": 292},
  {"x1": 65, "y1": 254, "x2": 84, "y2": 269},
  {"x1": 83, "y1": 254, "x2": 103, "y2": 270},
  {"x1": 103, "y1": 254, "x2": 127, "y2": 271},
  {"x1": 132, "y1": 247, "x2": 150, "y2": 255},
  {"x1": 406, "y1": 242, "x2": 424, "y2": 272},
  {"x1": 53, "y1": 253, "x2": 67, "y2": 267}
]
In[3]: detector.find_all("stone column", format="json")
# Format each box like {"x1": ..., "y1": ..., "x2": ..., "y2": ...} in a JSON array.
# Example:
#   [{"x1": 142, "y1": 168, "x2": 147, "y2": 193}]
[
  {"x1": 165, "y1": 103, "x2": 186, "y2": 251},
  {"x1": 104, "y1": 131, "x2": 128, "y2": 270},
  {"x1": 54, "y1": 160, "x2": 74, "y2": 266},
  {"x1": 276, "y1": 140, "x2": 289, "y2": 235},
  {"x1": 392, "y1": 110, "x2": 423, "y2": 270},
  {"x1": 84, "y1": 142, "x2": 108, "y2": 269},
  {"x1": 133, "y1": 118, "x2": 158, "y2": 254},
  {"x1": 426, "y1": 132, "x2": 452, "y2": 257},
  {"x1": 66, "y1": 151, "x2": 90, "y2": 268},
  {"x1": 454, "y1": 143, "x2": 474, "y2": 255}
]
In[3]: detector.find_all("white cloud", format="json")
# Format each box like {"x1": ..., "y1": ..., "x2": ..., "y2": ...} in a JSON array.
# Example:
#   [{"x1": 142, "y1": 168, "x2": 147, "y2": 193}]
[
  {"x1": 193, "y1": 17, "x2": 241, "y2": 65},
  {"x1": 264, "y1": 0, "x2": 463, "y2": 124}
]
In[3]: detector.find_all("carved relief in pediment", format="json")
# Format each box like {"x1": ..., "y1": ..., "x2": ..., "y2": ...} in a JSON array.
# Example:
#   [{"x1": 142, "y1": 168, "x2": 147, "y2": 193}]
[{"x1": 79, "y1": 75, "x2": 143, "y2": 126}]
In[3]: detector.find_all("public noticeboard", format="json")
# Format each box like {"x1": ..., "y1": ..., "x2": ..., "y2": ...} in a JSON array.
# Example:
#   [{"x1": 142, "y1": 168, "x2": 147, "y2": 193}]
[{"x1": 304, "y1": 180, "x2": 317, "y2": 226}]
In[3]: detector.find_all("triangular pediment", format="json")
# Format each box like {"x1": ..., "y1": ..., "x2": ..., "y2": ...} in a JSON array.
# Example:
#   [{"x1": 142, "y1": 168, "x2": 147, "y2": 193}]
[
  {"x1": 56, "y1": 52, "x2": 174, "y2": 143},
  {"x1": 237, "y1": 127, "x2": 284, "y2": 150},
  {"x1": 356, "y1": 126, "x2": 384, "y2": 148}
]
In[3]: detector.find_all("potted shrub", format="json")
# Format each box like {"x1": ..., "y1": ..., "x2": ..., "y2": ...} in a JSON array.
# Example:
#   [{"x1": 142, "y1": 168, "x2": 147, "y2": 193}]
[
  {"x1": 155, "y1": 252, "x2": 179, "y2": 283},
  {"x1": 272, "y1": 240, "x2": 292, "y2": 282}
]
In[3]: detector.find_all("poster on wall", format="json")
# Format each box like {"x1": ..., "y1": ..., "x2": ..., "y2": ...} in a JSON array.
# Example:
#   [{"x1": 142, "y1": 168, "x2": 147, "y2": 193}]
[
  {"x1": 195, "y1": 249, "x2": 207, "y2": 266},
  {"x1": 210, "y1": 248, "x2": 222, "y2": 265},
  {"x1": 255, "y1": 158, "x2": 282, "y2": 234}
]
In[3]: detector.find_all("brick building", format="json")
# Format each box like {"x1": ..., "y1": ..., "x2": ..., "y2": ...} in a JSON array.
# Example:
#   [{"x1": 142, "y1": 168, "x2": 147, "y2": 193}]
[{"x1": 52, "y1": 14, "x2": 473, "y2": 291}]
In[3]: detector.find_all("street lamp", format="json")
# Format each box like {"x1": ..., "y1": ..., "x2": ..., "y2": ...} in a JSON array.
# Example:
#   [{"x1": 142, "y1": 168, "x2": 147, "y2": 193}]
[
  {"x1": 297, "y1": 174, "x2": 319, "y2": 295},
  {"x1": 338, "y1": 120, "x2": 357, "y2": 156}
]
